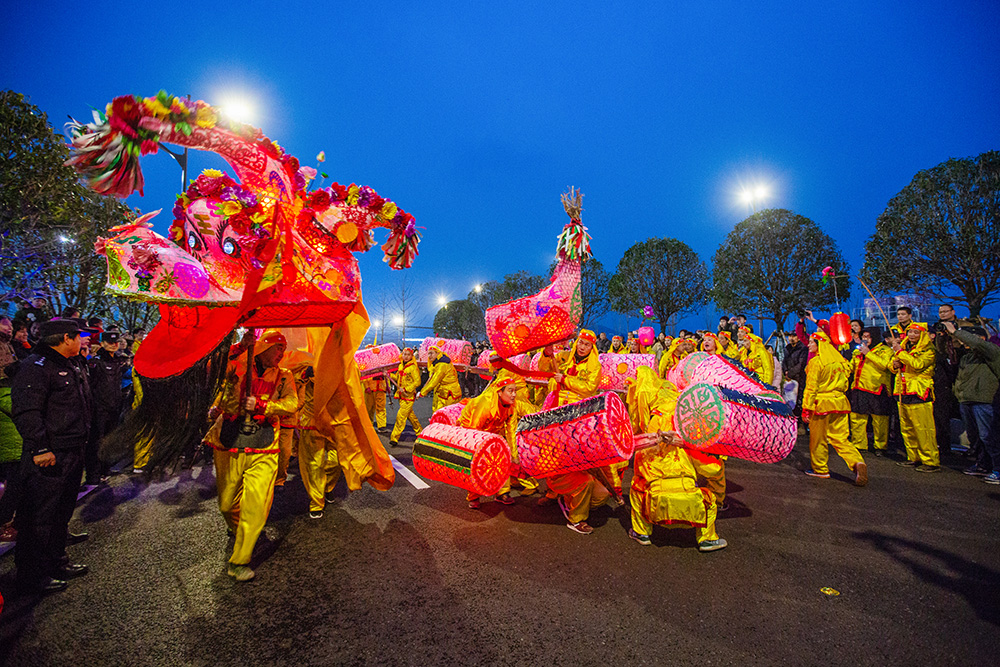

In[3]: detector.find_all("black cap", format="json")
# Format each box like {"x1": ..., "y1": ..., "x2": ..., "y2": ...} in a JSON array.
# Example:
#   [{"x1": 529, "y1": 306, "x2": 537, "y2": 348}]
[
  {"x1": 72, "y1": 318, "x2": 99, "y2": 336},
  {"x1": 99, "y1": 328, "x2": 121, "y2": 343},
  {"x1": 38, "y1": 318, "x2": 82, "y2": 338}
]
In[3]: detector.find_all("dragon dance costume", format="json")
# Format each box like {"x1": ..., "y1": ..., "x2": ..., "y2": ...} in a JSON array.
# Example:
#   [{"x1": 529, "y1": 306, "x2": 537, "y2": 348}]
[{"x1": 626, "y1": 367, "x2": 722, "y2": 548}]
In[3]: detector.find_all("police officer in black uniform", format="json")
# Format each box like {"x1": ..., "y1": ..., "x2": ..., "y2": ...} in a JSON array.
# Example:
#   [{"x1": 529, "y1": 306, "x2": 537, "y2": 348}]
[
  {"x1": 11, "y1": 318, "x2": 93, "y2": 593},
  {"x1": 85, "y1": 328, "x2": 130, "y2": 485}
]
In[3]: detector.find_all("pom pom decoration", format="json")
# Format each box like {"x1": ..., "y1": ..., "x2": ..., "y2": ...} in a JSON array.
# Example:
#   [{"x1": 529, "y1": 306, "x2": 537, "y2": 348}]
[
  {"x1": 354, "y1": 343, "x2": 401, "y2": 379},
  {"x1": 829, "y1": 312, "x2": 851, "y2": 346},
  {"x1": 555, "y1": 188, "x2": 592, "y2": 263},
  {"x1": 673, "y1": 383, "x2": 797, "y2": 463},
  {"x1": 412, "y1": 423, "x2": 513, "y2": 496},
  {"x1": 515, "y1": 392, "x2": 635, "y2": 478},
  {"x1": 643, "y1": 305, "x2": 657, "y2": 320}
]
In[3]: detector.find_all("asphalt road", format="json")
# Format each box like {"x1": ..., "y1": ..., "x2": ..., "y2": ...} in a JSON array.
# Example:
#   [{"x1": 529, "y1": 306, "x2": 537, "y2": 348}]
[{"x1": 2, "y1": 397, "x2": 998, "y2": 666}]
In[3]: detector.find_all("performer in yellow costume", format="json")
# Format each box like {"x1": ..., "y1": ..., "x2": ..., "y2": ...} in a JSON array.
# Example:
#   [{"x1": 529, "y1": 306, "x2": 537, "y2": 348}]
[
  {"x1": 802, "y1": 330, "x2": 867, "y2": 486},
  {"x1": 657, "y1": 337, "x2": 694, "y2": 378},
  {"x1": 419, "y1": 345, "x2": 463, "y2": 412},
  {"x1": 131, "y1": 370, "x2": 152, "y2": 471},
  {"x1": 389, "y1": 347, "x2": 422, "y2": 446},
  {"x1": 460, "y1": 376, "x2": 519, "y2": 508},
  {"x1": 363, "y1": 371, "x2": 388, "y2": 432},
  {"x1": 738, "y1": 327, "x2": 774, "y2": 385},
  {"x1": 891, "y1": 322, "x2": 939, "y2": 471},
  {"x1": 204, "y1": 330, "x2": 299, "y2": 581},
  {"x1": 625, "y1": 367, "x2": 726, "y2": 551},
  {"x1": 848, "y1": 328, "x2": 894, "y2": 453},
  {"x1": 296, "y1": 367, "x2": 348, "y2": 518},
  {"x1": 542, "y1": 330, "x2": 610, "y2": 534},
  {"x1": 532, "y1": 344, "x2": 558, "y2": 407},
  {"x1": 717, "y1": 331, "x2": 740, "y2": 360},
  {"x1": 700, "y1": 332, "x2": 722, "y2": 355},
  {"x1": 489, "y1": 365, "x2": 541, "y2": 495},
  {"x1": 609, "y1": 335, "x2": 625, "y2": 353}
]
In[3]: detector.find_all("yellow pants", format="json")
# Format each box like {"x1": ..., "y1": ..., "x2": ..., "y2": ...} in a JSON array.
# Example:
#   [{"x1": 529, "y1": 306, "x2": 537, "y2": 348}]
[
  {"x1": 390, "y1": 399, "x2": 422, "y2": 442},
  {"x1": 899, "y1": 401, "x2": 938, "y2": 466},
  {"x1": 629, "y1": 487, "x2": 719, "y2": 542},
  {"x1": 214, "y1": 448, "x2": 278, "y2": 566},
  {"x1": 809, "y1": 412, "x2": 863, "y2": 475},
  {"x1": 365, "y1": 391, "x2": 387, "y2": 429},
  {"x1": 133, "y1": 436, "x2": 152, "y2": 469},
  {"x1": 849, "y1": 413, "x2": 888, "y2": 451},
  {"x1": 297, "y1": 430, "x2": 342, "y2": 512},
  {"x1": 547, "y1": 472, "x2": 610, "y2": 524},
  {"x1": 275, "y1": 428, "x2": 295, "y2": 486},
  {"x1": 605, "y1": 461, "x2": 628, "y2": 494},
  {"x1": 431, "y1": 393, "x2": 460, "y2": 413}
]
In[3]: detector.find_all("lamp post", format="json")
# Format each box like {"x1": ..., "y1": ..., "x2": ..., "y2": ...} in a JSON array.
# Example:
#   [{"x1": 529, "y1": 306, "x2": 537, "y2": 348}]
[{"x1": 392, "y1": 314, "x2": 405, "y2": 345}]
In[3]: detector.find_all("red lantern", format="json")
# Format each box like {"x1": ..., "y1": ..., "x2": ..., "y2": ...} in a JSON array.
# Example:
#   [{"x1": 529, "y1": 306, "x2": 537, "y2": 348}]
[{"x1": 829, "y1": 312, "x2": 851, "y2": 345}]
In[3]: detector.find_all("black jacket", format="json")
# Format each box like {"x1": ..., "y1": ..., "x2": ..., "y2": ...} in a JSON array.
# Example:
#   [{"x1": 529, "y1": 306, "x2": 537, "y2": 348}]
[
  {"x1": 952, "y1": 330, "x2": 1000, "y2": 404},
  {"x1": 11, "y1": 346, "x2": 93, "y2": 456},
  {"x1": 88, "y1": 348, "x2": 130, "y2": 416}
]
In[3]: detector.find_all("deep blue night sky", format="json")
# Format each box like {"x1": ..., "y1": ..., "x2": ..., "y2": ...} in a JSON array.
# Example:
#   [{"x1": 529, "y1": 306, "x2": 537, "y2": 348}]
[{"x1": 4, "y1": 2, "x2": 999, "y2": 340}]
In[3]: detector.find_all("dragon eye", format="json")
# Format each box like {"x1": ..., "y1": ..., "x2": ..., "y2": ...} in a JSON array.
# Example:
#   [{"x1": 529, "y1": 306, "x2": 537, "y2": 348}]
[
  {"x1": 187, "y1": 234, "x2": 200, "y2": 250},
  {"x1": 222, "y1": 238, "x2": 240, "y2": 257}
]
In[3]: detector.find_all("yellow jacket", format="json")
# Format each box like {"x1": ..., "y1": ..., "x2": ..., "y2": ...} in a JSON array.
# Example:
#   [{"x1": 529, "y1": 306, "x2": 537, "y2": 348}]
[
  {"x1": 420, "y1": 356, "x2": 462, "y2": 401},
  {"x1": 802, "y1": 336, "x2": 850, "y2": 415},
  {"x1": 394, "y1": 359, "x2": 421, "y2": 401},
  {"x1": 892, "y1": 330, "x2": 935, "y2": 402},
  {"x1": 739, "y1": 335, "x2": 774, "y2": 385},
  {"x1": 850, "y1": 343, "x2": 893, "y2": 395},
  {"x1": 657, "y1": 339, "x2": 690, "y2": 378},
  {"x1": 206, "y1": 362, "x2": 299, "y2": 452},
  {"x1": 627, "y1": 367, "x2": 719, "y2": 527},
  {"x1": 458, "y1": 383, "x2": 519, "y2": 459},
  {"x1": 550, "y1": 342, "x2": 601, "y2": 406},
  {"x1": 363, "y1": 374, "x2": 387, "y2": 393}
]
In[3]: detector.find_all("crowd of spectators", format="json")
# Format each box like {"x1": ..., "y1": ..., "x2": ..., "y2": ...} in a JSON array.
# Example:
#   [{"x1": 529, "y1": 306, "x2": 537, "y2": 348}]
[{"x1": 1, "y1": 296, "x2": 144, "y2": 593}]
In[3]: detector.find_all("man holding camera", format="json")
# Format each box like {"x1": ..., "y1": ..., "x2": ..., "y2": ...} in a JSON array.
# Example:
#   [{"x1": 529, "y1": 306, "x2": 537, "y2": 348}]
[{"x1": 941, "y1": 321, "x2": 1000, "y2": 483}]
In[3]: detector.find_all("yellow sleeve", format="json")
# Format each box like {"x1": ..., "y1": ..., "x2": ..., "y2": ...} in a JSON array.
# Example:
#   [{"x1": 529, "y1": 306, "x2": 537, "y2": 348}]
[
  {"x1": 264, "y1": 369, "x2": 299, "y2": 419},
  {"x1": 896, "y1": 346, "x2": 934, "y2": 373},
  {"x1": 562, "y1": 355, "x2": 601, "y2": 397},
  {"x1": 802, "y1": 359, "x2": 819, "y2": 412},
  {"x1": 421, "y1": 362, "x2": 444, "y2": 396}
]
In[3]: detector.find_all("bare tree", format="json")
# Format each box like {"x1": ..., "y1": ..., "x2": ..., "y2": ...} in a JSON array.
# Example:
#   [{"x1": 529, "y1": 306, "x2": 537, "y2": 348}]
[{"x1": 393, "y1": 274, "x2": 414, "y2": 344}]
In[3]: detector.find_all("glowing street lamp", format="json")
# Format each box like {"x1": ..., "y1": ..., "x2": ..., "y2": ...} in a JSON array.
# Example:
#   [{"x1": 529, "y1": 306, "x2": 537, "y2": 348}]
[
  {"x1": 738, "y1": 183, "x2": 771, "y2": 213},
  {"x1": 392, "y1": 314, "x2": 404, "y2": 326}
]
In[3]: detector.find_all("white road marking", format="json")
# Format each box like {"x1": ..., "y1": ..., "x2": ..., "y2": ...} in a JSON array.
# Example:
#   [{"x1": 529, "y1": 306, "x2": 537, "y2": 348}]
[{"x1": 390, "y1": 455, "x2": 430, "y2": 489}]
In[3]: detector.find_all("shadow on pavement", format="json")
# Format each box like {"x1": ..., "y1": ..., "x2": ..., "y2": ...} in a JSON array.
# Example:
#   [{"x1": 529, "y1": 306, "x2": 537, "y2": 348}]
[{"x1": 854, "y1": 530, "x2": 1000, "y2": 627}]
